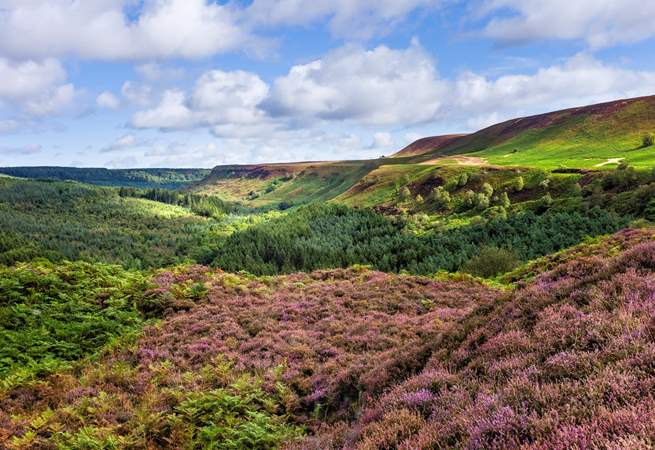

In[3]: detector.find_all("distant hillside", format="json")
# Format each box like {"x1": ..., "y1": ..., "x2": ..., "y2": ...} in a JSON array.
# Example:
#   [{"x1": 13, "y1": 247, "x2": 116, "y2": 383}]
[
  {"x1": 196, "y1": 160, "x2": 380, "y2": 207},
  {"x1": 0, "y1": 166, "x2": 211, "y2": 188},
  {"x1": 403, "y1": 95, "x2": 655, "y2": 169},
  {"x1": 392, "y1": 134, "x2": 467, "y2": 157},
  {"x1": 197, "y1": 95, "x2": 655, "y2": 208}
]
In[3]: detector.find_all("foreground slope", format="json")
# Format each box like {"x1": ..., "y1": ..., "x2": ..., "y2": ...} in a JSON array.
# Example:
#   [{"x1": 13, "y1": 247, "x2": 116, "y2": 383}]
[
  {"x1": 299, "y1": 228, "x2": 655, "y2": 449},
  {"x1": 0, "y1": 267, "x2": 498, "y2": 448},
  {"x1": 3, "y1": 228, "x2": 655, "y2": 448}
]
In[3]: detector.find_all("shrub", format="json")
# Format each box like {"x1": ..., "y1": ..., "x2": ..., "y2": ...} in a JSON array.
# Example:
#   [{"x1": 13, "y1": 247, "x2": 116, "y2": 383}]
[
  {"x1": 514, "y1": 176, "x2": 525, "y2": 192},
  {"x1": 539, "y1": 193, "x2": 554, "y2": 210},
  {"x1": 498, "y1": 192, "x2": 511, "y2": 209},
  {"x1": 431, "y1": 187, "x2": 451, "y2": 211},
  {"x1": 461, "y1": 246, "x2": 520, "y2": 278},
  {"x1": 642, "y1": 133, "x2": 654, "y2": 147},
  {"x1": 644, "y1": 198, "x2": 655, "y2": 221},
  {"x1": 0, "y1": 261, "x2": 152, "y2": 382},
  {"x1": 475, "y1": 193, "x2": 490, "y2": 211}
]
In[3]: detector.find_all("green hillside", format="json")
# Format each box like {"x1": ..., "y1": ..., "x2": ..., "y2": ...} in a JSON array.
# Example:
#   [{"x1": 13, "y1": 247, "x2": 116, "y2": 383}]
[
  {"x1": 195, "y1": 96, "x2": 655, "y2": 211},
  {"x1": 196, "y1": 160, "x2": 382, "y2": 208},
  {"x1": 403, "y1": 95, "x2": 655, "y2": 169}
]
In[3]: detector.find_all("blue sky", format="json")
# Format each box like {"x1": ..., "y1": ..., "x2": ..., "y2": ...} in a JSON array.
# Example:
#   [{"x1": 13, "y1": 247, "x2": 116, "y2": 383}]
[{"x1": 1, "y1": 0, "x2": 655, "y2": 168}]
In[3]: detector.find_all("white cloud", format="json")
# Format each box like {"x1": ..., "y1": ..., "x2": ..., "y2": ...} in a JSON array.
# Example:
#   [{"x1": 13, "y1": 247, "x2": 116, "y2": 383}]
[
  {"x1": 96, "y1": 91, "x2": 120, "y2": 110},
  {"x1": 131, "y1": 90, "x2": 195, "y2": 130},
  {"x1": 121, "y1": 81, "x2": 153, "y2": 107},
  {"x1": 101, "y1": 134, "x2": 151, "y2": 153},
  {"x1": 0, "y1": 58, "x2": 64, "y2": 100},
  {"x1": 192, "y1": 70, "x2": 269, "y2": 124},
  {"x1": 127, "y1": 45, "x2": 655, "y2": 166},
  {"x1": 448, "y1": 54, "x2": 655, "y2": 125},
  {"x1": 482, "y1": 0, "x2": 655, "y2": 49},
  {"x1": 246, "y1": 0, "x2": 437, "y2": 39},
  {"x1": 371, "y1": 132, "x2": 395, "y2": 149},
  {"x1": 0, "y1": 58, "x2": 76, "y2": 116},
  {"x1": 131, "y1": 70, "x2": 272, "y2": 135},
  {"x1": 0, "y1": 0, "x2": 254, "y2": 60},
  {"x1": 265, "y1": 42, "x2": 446, "y2": 126}
]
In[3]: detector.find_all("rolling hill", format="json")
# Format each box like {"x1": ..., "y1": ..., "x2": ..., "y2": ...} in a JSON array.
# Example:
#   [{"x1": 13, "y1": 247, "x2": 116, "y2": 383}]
[
  {"x1": 192, "y1": 95, "x2": 655, "y2": 208},
  {"x1": 396, "y1": 95, "x2": 655, "y2": 169}
]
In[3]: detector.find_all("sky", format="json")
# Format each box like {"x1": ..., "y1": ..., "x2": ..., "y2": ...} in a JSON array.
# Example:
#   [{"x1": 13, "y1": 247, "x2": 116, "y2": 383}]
[{"x1": 2, "y1": 0, "x2": 655, "y2": 168}]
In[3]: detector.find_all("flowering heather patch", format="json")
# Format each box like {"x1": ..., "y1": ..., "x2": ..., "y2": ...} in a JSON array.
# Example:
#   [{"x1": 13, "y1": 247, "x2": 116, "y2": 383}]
[
  {"x1": 0, "y1": 266, "x2": 497, "y2": 448},
  {"x1": 502, "y1": 227, "x2": 655, "y2": 284},
  {"x1": 299, "y1": 237, "x2": 655, "y2": 449}
]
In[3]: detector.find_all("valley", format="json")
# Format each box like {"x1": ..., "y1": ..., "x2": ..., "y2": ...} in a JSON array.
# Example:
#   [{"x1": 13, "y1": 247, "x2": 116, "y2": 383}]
[{"x1": 2, "y1": 96, "x2": 655, "y2": 448}]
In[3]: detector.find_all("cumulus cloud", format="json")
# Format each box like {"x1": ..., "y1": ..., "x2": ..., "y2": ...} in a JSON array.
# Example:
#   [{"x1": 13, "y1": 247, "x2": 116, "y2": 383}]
[
  {"x1": 131, "y1": 70, "x2": 272, "y2": 136},
  {"x1": 101, "y1": 134, "x2": 151, "y2": 153},
  {"x1": 265, "y1": 42, "x2": 446, "y2": 126},
  {"x1": 96, "y1": 91, "x2": 120, "y2": 110},
  {"x1": 0, "y1": 0, "x2": 254, "y2": 60},
  {"x1": 370, "y1": 132, "x2": 395, "y2": 149},
  {"x1": 482, "y1": 0, "x2": 655, "y2": 49},
  {"x1": 121, "y1": 81, "x2": 154, "y2": 107},
  {"x1": 448, "y1": 54, "x2": 655, "y2": 124},
  {"x1": 129, "y1": 45, "x2": 655, "y2": 160},
  {"x1": 0, "y1": 58, "x2": 76, "y2": 116},
  {"x1": 246, "y1": 0, "x2": 437, "y2": 39},
  {"x1": 131, "y1": 90, "x2": 194, "y2": 130}
]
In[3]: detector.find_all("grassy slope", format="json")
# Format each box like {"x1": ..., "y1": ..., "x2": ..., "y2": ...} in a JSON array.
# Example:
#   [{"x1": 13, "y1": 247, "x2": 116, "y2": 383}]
[
  {"x1": 196, "y1": 160, "x2": 383, "y2": 207},
  {"x1": 198, "y1": 96, "x2": 655, "y2": 210},
  {"x1": 409, "y1": 95, "x2": 655, "y2": 169}
]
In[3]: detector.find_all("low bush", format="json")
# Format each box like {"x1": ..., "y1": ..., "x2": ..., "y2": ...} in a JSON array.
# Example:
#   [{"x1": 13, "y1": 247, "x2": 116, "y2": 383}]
[{"x1": 462, "y1": 246, "x2": 519, "y2": 278}]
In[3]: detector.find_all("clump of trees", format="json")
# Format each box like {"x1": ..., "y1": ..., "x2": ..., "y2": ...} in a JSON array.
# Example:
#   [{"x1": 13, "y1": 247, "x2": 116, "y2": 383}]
[
  {"x1": 462, "y1": 246, "x2": 519, "y2": 278},
  {"x1": 213, "y1": 203, "x2": 628, "y2": 276},
  {"x1": 431, "y1": 186, "x2": 452, "y2": 211}
]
